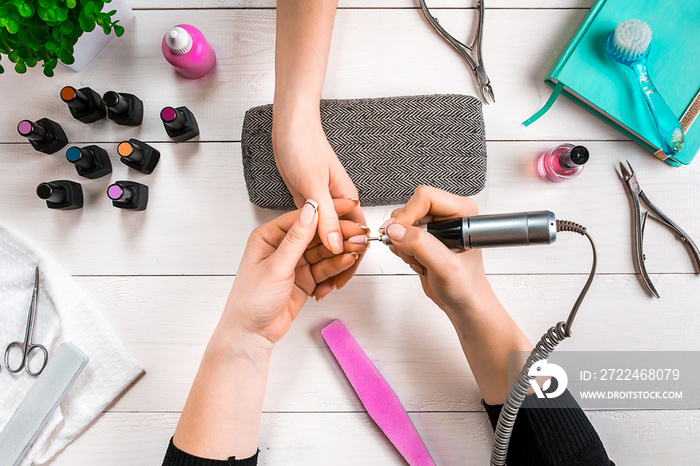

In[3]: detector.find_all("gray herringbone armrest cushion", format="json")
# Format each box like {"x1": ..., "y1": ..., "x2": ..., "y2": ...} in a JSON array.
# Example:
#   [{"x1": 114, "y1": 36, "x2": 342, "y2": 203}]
[{"x1": 241, "y1": 94, "x2": 487, "y2": 210}]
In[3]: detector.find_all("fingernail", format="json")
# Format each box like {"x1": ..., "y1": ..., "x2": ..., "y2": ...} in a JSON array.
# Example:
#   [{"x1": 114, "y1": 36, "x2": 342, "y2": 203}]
[
  {"x1": 300, "y1": 200, "x2": 318, "y2": 225},
  {"x1": 410, "y1": 264, "x2": 425, "y2": 276},
  {"x1": 348, "y1": 235, "x2": 368, "y2": 245},
  {"x1": 348, "y1": 198, "x2": 360, "y2": 206},
  {"x1": 386, "y1": 223, "x2": 406, "y2": 241},
  {"x1": 328, "y1": 232, "x2": 344, "y2": 254},
  {"x1": 379, "y1": 217, "x2": 395, "y2": 232},
  {"x1": 357, "y1": 223, "x2": 370, "y2": 232},
  {"x1": 350, "y1": 252, "x2": 359, "y2": 260}
]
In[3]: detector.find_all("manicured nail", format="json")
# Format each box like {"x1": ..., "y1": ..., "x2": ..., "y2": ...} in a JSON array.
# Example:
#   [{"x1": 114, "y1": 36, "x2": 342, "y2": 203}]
[
  {"x1": 328, "y1": 232, "x2": 344, "y2": 254},
  {"x1": 349, "y1": 235, "x2": 368, "y2": 245},
  {"x1": 350, "y1": 252, "x2": 359, "y2": 260},
  {"x1": 410, "y1": 264, "x2": 425, "y2": 276},
  {"x1": 348, "y1": 198, "x2": 360, "y2": 206},
  {"x1": 379, "y1": 217, "x2": 395, "y2": 232},
  {"x1": 300, "y1": 200, "x2": 318, "y2": 225},
  {"x1": 357, "y1": 223, "x2": 370, "y2": 232},
  {"x1": 386, "y1": 223, "x2": 406, "y2": 241}
]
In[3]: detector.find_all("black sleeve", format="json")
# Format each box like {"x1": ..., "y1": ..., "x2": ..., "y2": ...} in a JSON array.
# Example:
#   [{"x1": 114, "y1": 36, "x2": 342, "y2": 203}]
[
  {"x1": 483, "y1": 389, "x2": 614, "y2": 466},
  {"x1": 161, "y1": 438, "x2": 259, "y2": 466}
]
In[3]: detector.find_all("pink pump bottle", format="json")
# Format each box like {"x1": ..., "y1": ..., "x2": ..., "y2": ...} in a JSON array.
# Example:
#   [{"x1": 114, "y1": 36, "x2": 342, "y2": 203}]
[{"x1": 162, "y1": 25, "x2": 216, "y2": 79}]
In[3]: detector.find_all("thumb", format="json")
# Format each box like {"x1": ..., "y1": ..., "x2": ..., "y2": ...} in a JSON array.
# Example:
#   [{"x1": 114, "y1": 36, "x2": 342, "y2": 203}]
[
  {"x1": 315, "y1": 192, "x2": 344, "y2": 255},
  {"x1": 272, "y1": 200, "x2": 319, "y2": 271},
  {"x1": 385, "y1": 222, "x2": 455, "y2": 278}
]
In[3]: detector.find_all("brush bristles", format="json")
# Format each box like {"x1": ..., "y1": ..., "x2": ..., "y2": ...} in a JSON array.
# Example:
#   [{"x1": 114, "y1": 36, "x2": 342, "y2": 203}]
[{"x1": 610, "y1": 18, "x2": 652, "y2": 63}]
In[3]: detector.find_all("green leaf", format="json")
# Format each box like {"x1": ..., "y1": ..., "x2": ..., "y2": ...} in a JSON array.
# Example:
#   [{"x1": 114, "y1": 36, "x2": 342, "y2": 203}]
[
  {"x1": 46, "y1": 8, "x2": 58, "y2": 22},
  {"x1": 113, "y1": 24, "x2": 123, "y2": 37},
  {"x1": 78, "y1": 11, "x2": 94, "y2": 31},
  {"x1": 15, "y1": 60, "x2": 26, "y2": 73},
  {"x1": 59, "y1": 20, "x2": 73, "y2": 34},
  {"x1": 83, "y1": 1, "x2": 95, "y2": 15},
  {"x1": 8, "y1": 50, "x2": 19, "y2": 62},
  {"x1": 5, "y1": 20, "x2": 19, "y2": 34},
  {"x1": 37, "y1": 7, "x2": 50, "y2": 22},
  {"x1": 105, "y1": 9, "x2": 116, "y2": 16},
  {"x1": 66, "y1": 0, "x2": 77, "y2": 8},
  {"x1": 0, "y1": 63, "x2": 4, "y2": 73},
  {"x1": 59, "y1": 48, "x2": 73, "y2": 63},
  {"x1": 102, "y1": 23, "x2": 110, "y2": 34},
  {"x1": 60, "y1": 34, "x2": 74, "y2": 51},
  {"x1": 55, "y1": 6, "x2": 68, "y2": 21},
  {"x1": 45, "y1": 39, "x2": 60, "y2": 52},
  {"x1": 15, "y1": 2, "x2": 36, "y2": 18},
  {"x1": 43, "y1": 65, "x2": 54, "y2": 77},
  {"x1": 25, "y1": 56, "x2": 37, "y2": 67}
]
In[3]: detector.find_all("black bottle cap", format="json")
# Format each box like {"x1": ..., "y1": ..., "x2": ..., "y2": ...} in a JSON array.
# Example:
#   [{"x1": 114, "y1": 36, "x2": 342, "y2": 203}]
[
  {"x1": 103, "y1": 91, "x2": 129, "y2": 113},
  {"x1": 36, "y1": 182, "x2": 66, "y2": 203},
  {"x1": 570, "y1": 146, "x2": 589, "y2": 165}
]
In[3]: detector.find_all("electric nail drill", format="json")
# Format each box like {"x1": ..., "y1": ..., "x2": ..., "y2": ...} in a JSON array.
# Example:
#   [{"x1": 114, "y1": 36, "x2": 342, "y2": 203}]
[
  {"x1": 370, "y1": 211, "x2": 557, "y2": 248},
  {"x1": 371, "y1": 210, "x2": 598, "y2": 466}
]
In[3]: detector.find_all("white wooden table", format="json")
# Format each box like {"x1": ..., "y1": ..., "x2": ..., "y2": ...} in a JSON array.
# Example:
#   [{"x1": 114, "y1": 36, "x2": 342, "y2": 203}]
[{"x1": 2, "y1": 1, "x2": 699, "y2": 464}]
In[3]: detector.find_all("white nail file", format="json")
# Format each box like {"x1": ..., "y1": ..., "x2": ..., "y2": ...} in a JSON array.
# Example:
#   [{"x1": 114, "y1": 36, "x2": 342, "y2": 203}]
[{"x1": 0, "y1": 343, "x2": 88, "y2": 466}]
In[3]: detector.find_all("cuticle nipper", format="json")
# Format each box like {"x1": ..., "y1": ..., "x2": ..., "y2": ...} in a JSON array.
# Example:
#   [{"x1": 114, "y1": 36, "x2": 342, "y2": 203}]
[
  {"x1": 617, "y1": 161, "x2": 700, "y2": 298},
  {"x1": 418, "y1": 0, "x2": 495, "y2": 104}
]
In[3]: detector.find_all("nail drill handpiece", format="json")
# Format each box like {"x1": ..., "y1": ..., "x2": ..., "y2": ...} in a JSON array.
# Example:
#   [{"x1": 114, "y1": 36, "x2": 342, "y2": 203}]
[{"x1": 371, "y1": 211, "x2": 557, "y2": 249}]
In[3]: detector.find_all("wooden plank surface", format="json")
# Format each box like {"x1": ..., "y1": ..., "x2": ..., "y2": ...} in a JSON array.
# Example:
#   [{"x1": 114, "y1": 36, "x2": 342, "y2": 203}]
[
  {"x1": 1, "y1": 2, "x2": 698, "y2": 465},
  {"x1": 1, "y1": 8, "x2": 623, "y2": 143},
  {"x1": 53, "y1": 410, "x2": 700, "y2": 465},
  {"x1": 1, "y1": 141, "x2": 698, "y2": 276},
  {"x1": 75, "y1": 274, "x2": 700, "y2": 413}
]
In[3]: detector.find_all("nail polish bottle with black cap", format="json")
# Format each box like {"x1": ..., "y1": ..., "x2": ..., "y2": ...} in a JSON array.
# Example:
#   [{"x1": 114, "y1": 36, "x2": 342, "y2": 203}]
[
  {"x1": 103, "y1": 91, "x2": 144, "y2": 126},
  {"x1": 66, "y1": 145, "x2": 112, "y2": 179},
  {"x1": 117, "y1": 139, "x2": 160, "y2": 174},
  {"x1": 536, "y1": 144, "x2": 590, "y2": 183},
  {"x1": 61, "y1": 86, "x2": 106, "y2": 123},
  {"x1": 36, "y1": 180, "x2": 83, "y2": 210},
  {"x1": 107, "y1": 181, "x2": 149, "y2": 211},
  {"x1": 17, "y1": 119, "x2": 69, "y2": 154},
  {"x1": 160, "y1": 106, "x2": 200, "y2": 142}
]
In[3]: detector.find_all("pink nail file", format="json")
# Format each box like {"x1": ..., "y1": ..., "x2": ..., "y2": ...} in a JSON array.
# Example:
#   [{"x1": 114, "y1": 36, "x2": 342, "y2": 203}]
[{"x1": 321, "y1": 320, "x2": 435, "y2": 466}]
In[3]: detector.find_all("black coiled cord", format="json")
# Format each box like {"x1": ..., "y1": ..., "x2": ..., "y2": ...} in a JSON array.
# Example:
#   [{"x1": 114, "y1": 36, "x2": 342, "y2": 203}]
[{"x1": 490, "y1": 220, "x2": 597, "y2": 466}]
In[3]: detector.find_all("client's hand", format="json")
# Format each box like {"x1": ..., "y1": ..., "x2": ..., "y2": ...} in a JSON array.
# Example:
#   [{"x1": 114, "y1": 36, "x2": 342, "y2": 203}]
[
  {"x1": 380, "y1": 186, "x2": 489, "y2": 324},
  {"x1": 272, "y1": 118, "x2": 367, "y2": 293},
  {"x1": 219, "y1": 198, "x2": 365, "y2": 346}
]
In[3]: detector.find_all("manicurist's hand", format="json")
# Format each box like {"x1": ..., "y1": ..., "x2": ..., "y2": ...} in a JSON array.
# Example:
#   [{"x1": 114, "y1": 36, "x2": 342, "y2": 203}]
[
  {"x1": 381, "y1": 186, "x2": 533, "y2": 404},
  {"x1": 379, "y1": 185, "x2": 490, "y2": 324}
]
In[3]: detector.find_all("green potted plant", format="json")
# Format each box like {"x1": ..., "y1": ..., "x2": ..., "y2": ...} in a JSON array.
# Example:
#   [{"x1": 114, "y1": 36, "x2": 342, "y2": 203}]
[{"x1": 0, "y1": 0, "x2": 129, "y2": 77}]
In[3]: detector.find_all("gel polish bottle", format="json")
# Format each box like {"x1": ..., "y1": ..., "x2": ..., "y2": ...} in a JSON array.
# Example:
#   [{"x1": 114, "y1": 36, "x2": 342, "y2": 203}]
[
  {"x1": 161, "y1": 106, "x2": 200, "y2": 142},
  {"x1": 162, "y1": 25, "x2": 216, "y2": 79},
  {"x1": 107, "y1": 181, "x2": 149, "y2": 211},
  {"x1": 118, "y1": 139, "x2": 160, "y2": 174},
  {"x1": 66, "y1": 145, "x2": 112, "y2": 179},
  {"x1": 103, "y1": 91, "x2": 144, "y2": 126},
  {"x1": 17, "y1": 119, "x2": 68, "y2": 154},
  {"x1": 36, "y1": 180, "x2": 83, "y2": 210},
  {"x1": 536, "y1": 144, "x2": 589, "y2": 183},
  {"x1": 61, "y1": 86, "x2": 106, "y2": 123}
]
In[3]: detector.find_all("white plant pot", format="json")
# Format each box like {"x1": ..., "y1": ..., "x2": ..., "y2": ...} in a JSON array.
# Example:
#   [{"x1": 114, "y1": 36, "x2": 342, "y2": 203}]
[{"x1": 60, "y1": 0, "x2": 134, "y2": 72}]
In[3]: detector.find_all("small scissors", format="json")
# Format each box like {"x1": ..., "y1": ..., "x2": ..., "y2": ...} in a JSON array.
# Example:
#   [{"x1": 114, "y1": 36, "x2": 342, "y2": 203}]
[
  {"x1": 4, "y1": 267, "x2": 49, "y2": 376},
  {"x1": 617, "y1": 161, "x2": 700, "y2": 298},
  {"x1": 418, "y1": 0, "x2": 495, "y2": 104}
]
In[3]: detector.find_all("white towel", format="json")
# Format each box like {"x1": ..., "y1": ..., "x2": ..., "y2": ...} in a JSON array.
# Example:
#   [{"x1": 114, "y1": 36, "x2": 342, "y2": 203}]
[{"x1": 0, "y1": 221, "x2": 144, "y2": 465}]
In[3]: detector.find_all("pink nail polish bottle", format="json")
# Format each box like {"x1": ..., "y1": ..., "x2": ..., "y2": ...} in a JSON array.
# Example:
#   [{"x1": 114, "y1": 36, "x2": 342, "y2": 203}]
[
  {"x1": 536, "y1": 144, "x2": 589, "y2": 183},
  {"x1": 162, "y1": 25, "x2": 216, "y2": 79}
]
